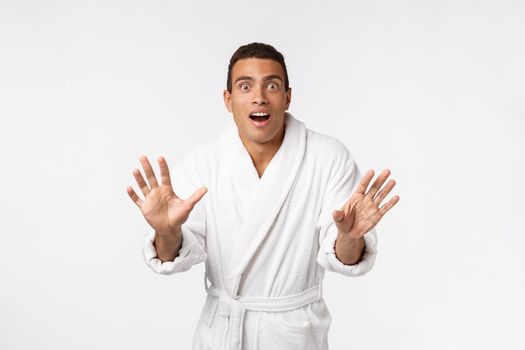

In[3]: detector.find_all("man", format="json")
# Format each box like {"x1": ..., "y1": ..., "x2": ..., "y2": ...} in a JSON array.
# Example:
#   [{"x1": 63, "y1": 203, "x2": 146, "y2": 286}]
[{"x1": 127, "y1": 42, "x2": 399, "y2": 350}]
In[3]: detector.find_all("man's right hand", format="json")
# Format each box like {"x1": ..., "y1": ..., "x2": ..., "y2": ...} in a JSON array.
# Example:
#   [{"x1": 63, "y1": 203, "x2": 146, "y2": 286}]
[{"x1": 126, "y1": 155, "x2": 208, "y2": 237}]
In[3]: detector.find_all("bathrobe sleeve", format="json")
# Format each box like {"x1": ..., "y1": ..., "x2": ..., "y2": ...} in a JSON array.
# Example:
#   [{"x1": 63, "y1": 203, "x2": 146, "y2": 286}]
[
  {"x1": 316, "y1": 142, "x2": 378, "y2": 277},
  {"x1": 142, "y1": 148, "x2": 208, "y2": 275}
]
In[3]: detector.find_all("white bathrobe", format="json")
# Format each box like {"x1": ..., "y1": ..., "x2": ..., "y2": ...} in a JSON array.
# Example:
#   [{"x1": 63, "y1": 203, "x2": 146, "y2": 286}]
[{"x1": 143, "y1": 112, "x2": 378, "y2": 350}]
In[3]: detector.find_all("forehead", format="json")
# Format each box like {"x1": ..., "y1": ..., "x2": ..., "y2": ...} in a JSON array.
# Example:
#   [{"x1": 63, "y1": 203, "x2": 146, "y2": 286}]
[{"x1": 231, "y1": 58, "x2": 285, "y2": 81}]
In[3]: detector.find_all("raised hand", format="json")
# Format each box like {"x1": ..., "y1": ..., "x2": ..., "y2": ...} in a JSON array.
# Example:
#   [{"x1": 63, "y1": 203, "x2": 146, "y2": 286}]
[
  {"x1": 126, "y1": 155, "x2": 208, "y2": 236},
  {"x1": 332, "y1": 169, "x2": 399, "y2": 240}
]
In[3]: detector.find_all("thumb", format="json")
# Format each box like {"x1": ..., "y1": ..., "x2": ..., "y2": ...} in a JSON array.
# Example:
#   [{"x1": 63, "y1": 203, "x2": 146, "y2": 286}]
[
  {"x1": 346, "y1": 204, "x2": 356, "y2": 229},
  {"x1": 185, "y1": 186, "x2": 208, "y2": 210},
  {"x1": 332, "y1": 209, "x2": 344, "y2": 223}
]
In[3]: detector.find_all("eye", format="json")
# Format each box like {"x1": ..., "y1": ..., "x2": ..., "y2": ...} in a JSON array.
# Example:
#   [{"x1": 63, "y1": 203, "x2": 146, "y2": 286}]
[
  {"x1": 239, "y1": 83, "x2": 250, "y2": 91},
  {"x1": 267, "y1": 82, "x2": 278, "y2": 90}
]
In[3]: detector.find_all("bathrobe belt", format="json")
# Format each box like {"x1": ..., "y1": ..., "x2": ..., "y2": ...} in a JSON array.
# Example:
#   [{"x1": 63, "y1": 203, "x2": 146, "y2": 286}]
[{"x1": 207, "y1": 284, "x2": 323, "y2": 350}]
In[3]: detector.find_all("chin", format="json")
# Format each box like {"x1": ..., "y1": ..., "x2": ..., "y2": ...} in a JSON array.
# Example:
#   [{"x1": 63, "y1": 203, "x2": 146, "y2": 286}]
[{"x1": 254, "y1": 130, "x2": 282, "y2": 144}]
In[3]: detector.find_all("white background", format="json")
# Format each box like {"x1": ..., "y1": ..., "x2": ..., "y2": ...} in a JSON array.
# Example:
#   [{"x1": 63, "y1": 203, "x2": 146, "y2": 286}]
[{"x1": 1, "y1": 0, "x2": 524, "y2": 349}]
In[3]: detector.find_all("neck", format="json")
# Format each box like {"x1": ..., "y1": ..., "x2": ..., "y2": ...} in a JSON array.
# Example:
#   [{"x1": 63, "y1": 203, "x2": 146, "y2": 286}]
[{"x1": 240, "y1": 122, "x2": 285, "y2": 177}]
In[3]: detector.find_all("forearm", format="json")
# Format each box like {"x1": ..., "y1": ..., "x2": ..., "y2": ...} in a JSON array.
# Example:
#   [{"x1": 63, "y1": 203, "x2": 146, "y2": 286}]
[
  {"x1": 153, "y1": 228, "x2": 183, "y2": 262},
  {"x1": 335, "y1": 233, "x2": 365, "y2": 265}
]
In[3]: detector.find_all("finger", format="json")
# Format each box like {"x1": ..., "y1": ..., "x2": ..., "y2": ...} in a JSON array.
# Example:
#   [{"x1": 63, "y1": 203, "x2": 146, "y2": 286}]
[
  {"x1": 343, "y1": 198, "x2": 356, "y2": 217},
  {"x1": 354, "y1": 170, "x2": 375, "y2": 195},
  {"x1": 378, "y1": 195, "x2": 400, "y2": 216},
  {"x1": 139, "y1": 155, "x2": 159, "y2": 189},
  {"x1": 333, "y1": 205, "x2": 356, "y2": 233},
  {"x1": 133, "y1": 168, "x2": 150, "y2": 196},
  {"x1": 373, "y1": 179, "x2": 396, "y2": 205},
  {"x1": 126, "y1": 186, "x2": 143, "y2": 207},
  {"x1": 332, "y1": 209, "x2": 344, "y2": 223},
  {"x1": 183, "y1": 187, "x2": 208, "y2": 210},
  {"x1": 339, "y1": 191, "x2": 357, "y2": 214},
  {"x1": 158, "y1": 156, "x2": 173, "y2": 187},
  {"x1": 332, "y1": 209, "x2": 348, "y2": 232},
  {"x1": 346, "y1": 204, "x2": 356, "y2": 229},
  {"x1": 340, "y1": 197, "x2": 352, "y2": 214},
  {"x1": 366, "y1": 169, "x2": 391, "y2": 199}
]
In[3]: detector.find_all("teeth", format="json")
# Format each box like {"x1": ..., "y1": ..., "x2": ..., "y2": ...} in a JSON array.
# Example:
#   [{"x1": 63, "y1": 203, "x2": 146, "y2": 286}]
[{"x1": 251, "y1": 112, "x2": 269, "y2": 117}]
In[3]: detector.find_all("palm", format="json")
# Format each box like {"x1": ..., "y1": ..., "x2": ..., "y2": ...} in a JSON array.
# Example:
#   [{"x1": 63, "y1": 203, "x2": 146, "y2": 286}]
[
  {"x1": 333, "y1": 169, "x2": 399, "y2": 240},
  {"x1": 127, "y1": 156, "x2": 207, "y2": 236},
  {"x1": 140, "y1": 186, "x2": 189, "y2": 234}
]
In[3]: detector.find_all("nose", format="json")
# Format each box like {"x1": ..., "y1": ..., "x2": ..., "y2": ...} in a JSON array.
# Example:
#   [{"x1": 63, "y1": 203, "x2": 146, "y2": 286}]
[{"x1": 251, "y1": 86, "x2": 268, "y2": 105}]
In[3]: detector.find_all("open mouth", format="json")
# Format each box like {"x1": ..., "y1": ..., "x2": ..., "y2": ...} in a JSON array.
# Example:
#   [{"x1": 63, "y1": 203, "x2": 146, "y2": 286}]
[{"x1": 249, "y1": 112, "x2": 271, "y2": 122}]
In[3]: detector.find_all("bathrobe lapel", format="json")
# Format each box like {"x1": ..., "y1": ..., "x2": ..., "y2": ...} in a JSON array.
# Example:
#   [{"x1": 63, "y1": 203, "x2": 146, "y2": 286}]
[{"x1": 221, "y1": 112, "x2": 307, "y2": 296}]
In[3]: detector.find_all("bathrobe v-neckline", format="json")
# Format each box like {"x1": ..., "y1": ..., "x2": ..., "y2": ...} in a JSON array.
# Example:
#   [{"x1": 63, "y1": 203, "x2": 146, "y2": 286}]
[{"x1": 220, "y1": 112, "x2": 307, "y2": 297}]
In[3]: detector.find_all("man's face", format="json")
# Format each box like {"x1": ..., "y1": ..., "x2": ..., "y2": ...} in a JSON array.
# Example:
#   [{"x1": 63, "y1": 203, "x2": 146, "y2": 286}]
[{"x1": 223, "y1": 58, "x2": 292, "y2": 148}]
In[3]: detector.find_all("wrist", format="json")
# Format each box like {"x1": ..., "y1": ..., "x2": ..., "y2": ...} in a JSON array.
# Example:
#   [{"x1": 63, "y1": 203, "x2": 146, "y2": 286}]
[
  {"x1": 156, "y1": 226, "x2": 182, "y2": 238},
  {"x1": 153, "y1": 227, "x2": 183, "y2": 261},
  {"x1": 336, "y1": 231, "x2": 363, "y2": 244},
  {"x1": 335, "y1": 233, "x2": 365, "y2": 266}
]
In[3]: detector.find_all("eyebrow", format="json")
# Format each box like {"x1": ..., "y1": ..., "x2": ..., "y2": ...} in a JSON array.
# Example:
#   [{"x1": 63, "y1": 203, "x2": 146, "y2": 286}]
[{"x1": 234, "y1": 75, "x2": 283, "y2": 84}]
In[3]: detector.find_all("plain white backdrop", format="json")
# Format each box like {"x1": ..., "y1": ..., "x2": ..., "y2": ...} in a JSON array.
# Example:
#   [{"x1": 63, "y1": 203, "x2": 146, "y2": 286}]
[{"x1": 1, "y1": 0, "x2": 524, "y2": 349}]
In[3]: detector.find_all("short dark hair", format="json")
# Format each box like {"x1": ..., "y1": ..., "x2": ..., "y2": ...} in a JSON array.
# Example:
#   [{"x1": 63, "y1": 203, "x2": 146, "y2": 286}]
[{"x1": 226, "y1": 42, "x2": 289, "y2": 93}]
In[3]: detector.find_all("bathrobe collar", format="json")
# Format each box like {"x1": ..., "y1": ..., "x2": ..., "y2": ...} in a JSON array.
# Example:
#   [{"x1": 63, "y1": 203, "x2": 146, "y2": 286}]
[{"x1": 220, "y1": 112, "x2": 307, "y2": 297}]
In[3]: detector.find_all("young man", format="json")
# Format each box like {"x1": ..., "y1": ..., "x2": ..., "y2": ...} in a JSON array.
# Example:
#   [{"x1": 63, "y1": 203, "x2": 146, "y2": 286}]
[{"x1": 127, "y1": 43, "x2": 399, "y2": 350}]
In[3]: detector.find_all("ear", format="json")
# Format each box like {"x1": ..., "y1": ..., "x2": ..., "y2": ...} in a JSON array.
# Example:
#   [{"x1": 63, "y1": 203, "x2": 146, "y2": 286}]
[
  {"x1": 285, "y1": 87, "x2": 292, "y2": 110},
  {"x1": 223, "y1": 89, "x2": 232, "y2": 113}
]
